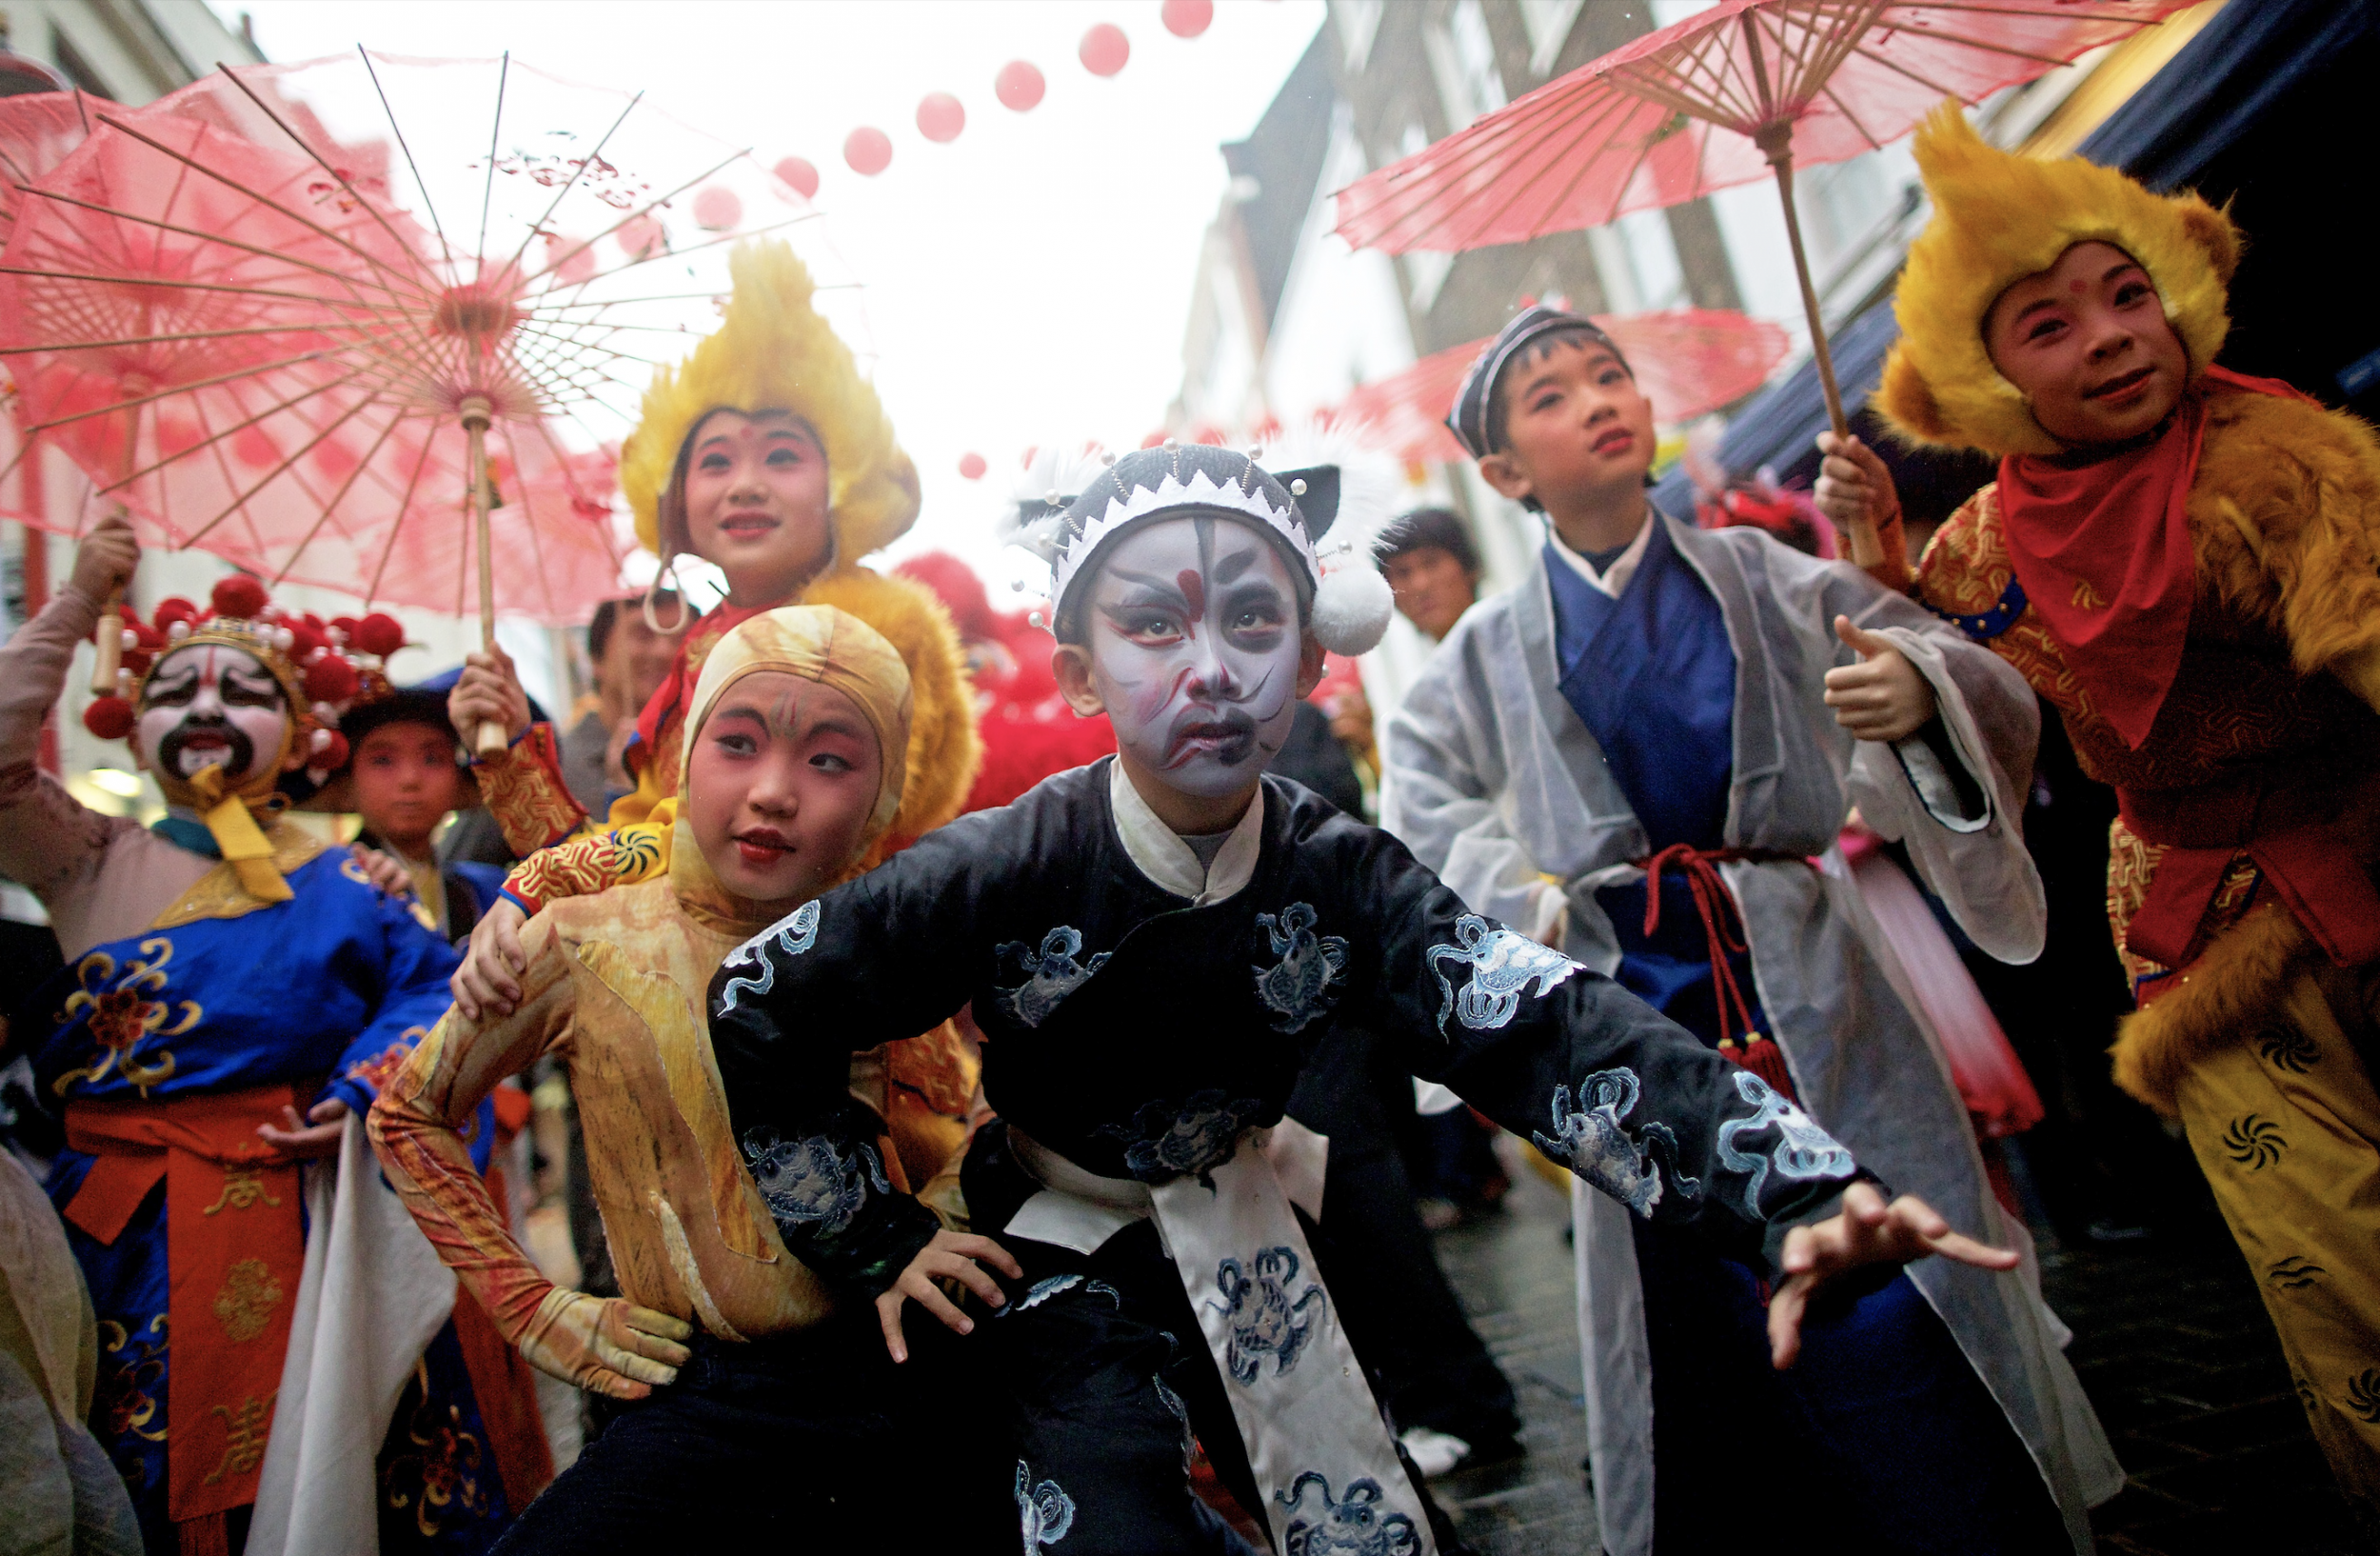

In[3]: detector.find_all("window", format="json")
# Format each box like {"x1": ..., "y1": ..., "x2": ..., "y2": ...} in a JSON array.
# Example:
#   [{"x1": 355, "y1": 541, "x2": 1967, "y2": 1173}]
[
  {"x1": 1516, "y1": 0, "x2": 1585, "y2": 76},
  {"x1": 1331, "y1": 0, "x2": 1385, "y2": 72},
  {"x1": 1424, "y1": 0, "x2": 1507, "y2": 130}
]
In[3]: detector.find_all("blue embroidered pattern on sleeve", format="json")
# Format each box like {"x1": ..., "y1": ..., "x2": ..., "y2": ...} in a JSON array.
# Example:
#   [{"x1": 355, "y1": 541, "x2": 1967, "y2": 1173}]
[
  {"x1": 716, "y1": 900, "x2": 821, "y2": 1011},
  {"x1": 1715, "y1": 1070, "x2": 1854, "y2": 1215},
  {"x1": 995, "y1": 926, "x2": 1110, "y2": 1027},
  {"x1": 1017, "y1": 1461, "x2": 1076, "y2": 1548},
  {"x1": 1277, "y1": 1472, "x2": 1421, "y2": 1556},
  {"x1": 1533, "y1": 1070, "x2": 1700, "y2": 1219},
  {"x1": 1209, "y1": 1246, "x2": 1328, "y2": 1386},
  {"x1": 1426, "y1": 913, "x2": 1580, "y2": 1034},
  {"x1": 1252, "y1": 903, "x2": 1350, "y2": 1034},
  {"x1": 998, "y1": 1273, "x2": 1122, "y2": 1317},
  {"x1": 1101, "y1": 1089, "x2": 1266, "y2": 1186},
  {"x1": 738, "y1": 1124, "x2": 888, "y2": 1239}
]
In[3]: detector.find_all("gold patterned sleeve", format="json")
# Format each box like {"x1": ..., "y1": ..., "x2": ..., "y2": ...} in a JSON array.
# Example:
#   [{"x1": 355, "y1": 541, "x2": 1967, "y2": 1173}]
[
  {"x1": 497, "y1": 823, "x2": 669, "y2": 917},
  {"x1": 367, "y1": 916, "x2": 575, "y2": 1347},
  {"x1": 473, "y1": 723, "x2": 598, "y2": 857}
]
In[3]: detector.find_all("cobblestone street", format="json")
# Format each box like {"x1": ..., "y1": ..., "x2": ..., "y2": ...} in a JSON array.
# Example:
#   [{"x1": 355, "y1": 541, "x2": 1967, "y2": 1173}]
[{"x1": 1426, "y1": 1155, "x2": 2365, "y2": 1555}]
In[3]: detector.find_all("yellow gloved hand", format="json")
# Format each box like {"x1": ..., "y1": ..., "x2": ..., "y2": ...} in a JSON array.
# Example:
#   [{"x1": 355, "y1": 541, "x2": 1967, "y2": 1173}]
[{"x1": 516, "y1": 1287, "x2": 694, "y2": 1400}]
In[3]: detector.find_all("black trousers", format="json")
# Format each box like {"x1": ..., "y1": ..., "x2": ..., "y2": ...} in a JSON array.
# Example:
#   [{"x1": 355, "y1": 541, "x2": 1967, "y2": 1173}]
[{"x1": 489, "y1": 1318, "x2": 1009, "y2": 1555}]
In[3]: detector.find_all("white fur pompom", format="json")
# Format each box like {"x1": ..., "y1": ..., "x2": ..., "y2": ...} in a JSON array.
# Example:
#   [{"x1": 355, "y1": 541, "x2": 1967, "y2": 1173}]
[{"x1": 1311, "y1": 559, "x2": 1394, "y2": 657}]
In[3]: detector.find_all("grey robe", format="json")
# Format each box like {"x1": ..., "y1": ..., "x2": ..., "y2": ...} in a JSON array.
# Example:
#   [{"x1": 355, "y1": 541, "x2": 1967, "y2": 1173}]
[{"x1": 1381, "y1": 513, "x2": 2121, "y2": 1556}]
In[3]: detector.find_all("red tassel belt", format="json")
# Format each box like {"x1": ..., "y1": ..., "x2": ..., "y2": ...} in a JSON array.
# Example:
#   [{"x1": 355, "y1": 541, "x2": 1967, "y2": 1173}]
[
  {"x1": 2116, "y1": 771, "x2": 2380, "y2": 972},
  {"x1": 1636, "y1": 844, "x2": 1811, "y2": 1102},
  {"x1": 65, "y1": 1084, "x2": 308, "y2": 1525}
]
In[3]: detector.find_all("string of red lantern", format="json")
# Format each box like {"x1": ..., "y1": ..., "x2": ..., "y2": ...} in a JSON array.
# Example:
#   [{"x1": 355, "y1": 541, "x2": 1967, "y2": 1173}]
[{"x1": 827, "y1": 2, "x2": 1215, "y2": 183}]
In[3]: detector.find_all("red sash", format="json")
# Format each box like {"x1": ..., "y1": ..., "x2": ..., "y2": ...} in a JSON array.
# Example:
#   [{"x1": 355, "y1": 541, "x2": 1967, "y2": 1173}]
[{"x1": 65, "y1": 1084, "x2": 307, "y2": 1526}]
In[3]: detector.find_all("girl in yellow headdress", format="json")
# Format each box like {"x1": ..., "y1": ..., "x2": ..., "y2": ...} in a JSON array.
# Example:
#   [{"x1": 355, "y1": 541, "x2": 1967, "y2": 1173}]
[{"x1": 446, "y1": 239, "x2": 981, "y2": 1184}]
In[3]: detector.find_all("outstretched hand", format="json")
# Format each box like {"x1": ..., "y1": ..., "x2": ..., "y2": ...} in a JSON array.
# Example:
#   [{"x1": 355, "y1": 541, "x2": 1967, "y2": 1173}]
[
  {"x1": 876, "y1": 1229, "x2": 1023, "y2": 1364},
  {"x1": 451, "y1": 897, "x2": 530, "y2": 1020},
  {"x1": 1823, "y1": 616, "x2": 1935, "y2": 744},
  {"x1": 1767, "y1": 1182, "x2": 2018, "y2": 1368}
]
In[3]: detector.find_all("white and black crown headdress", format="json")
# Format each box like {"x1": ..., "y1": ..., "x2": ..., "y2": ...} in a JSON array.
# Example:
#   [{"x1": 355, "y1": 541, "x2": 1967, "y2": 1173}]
[{"x1": 1005, "y1": 430, "x2": 1398, "y2": 657}]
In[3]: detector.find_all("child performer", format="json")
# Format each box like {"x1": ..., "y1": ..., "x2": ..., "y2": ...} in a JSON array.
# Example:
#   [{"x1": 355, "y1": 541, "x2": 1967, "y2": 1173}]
[
  {"x1": 444, "y1": 238, "x2": 982, "y2": 1187},
  {"x1": 1381, "y1": 303, "x2": 2120, "y2": 1555},
  {"x1": 323, "y1": 683, "x2": 510, "y2": 941},
  {"x1": 705, "y1": 442, "x2": 2023, "y2": 1556},
  {"x1": 368, "y1": 605, "x2": 1007, "y2": 1549},
  {"x1": 2, "y1": 517, "x2": 538, "y2": 1555},
  {"x1": 1818, "y1": 105, "x2": 2380, "y2": 1532}
]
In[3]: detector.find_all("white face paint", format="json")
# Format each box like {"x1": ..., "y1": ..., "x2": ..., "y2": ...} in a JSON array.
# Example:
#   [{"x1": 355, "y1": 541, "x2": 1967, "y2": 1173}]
[
  {"x1": 135, "y1": 643, "x2": 291, "y2": 789},
  {"x1": 1081, "y1": 513, "x2": 1304, "y2": 800}
]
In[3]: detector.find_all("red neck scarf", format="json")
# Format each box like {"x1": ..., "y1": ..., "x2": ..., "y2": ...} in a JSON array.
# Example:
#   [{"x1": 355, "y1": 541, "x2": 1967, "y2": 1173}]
[
  {"x1": 625, "y1": 597, "x2": 770, "y2": 779},
  {"x1": 1997, "y1": 365, "x2": 2312, "y2": 749}
]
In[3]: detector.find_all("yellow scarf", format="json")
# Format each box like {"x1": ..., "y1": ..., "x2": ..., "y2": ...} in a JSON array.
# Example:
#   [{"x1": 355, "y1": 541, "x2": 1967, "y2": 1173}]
[{"x1": 183, "y1": 765, "x2": 294, "y2": 904}]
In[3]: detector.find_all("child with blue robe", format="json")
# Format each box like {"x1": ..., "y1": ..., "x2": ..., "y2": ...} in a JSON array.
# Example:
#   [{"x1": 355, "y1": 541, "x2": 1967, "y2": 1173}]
[{"x1": 1382, "y1": 306, "x2": 2120, "y2": 1554}]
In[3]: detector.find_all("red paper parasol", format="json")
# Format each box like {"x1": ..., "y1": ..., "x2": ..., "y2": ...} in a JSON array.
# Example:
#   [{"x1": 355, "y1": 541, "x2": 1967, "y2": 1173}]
[
  {"x1": 0, "y1": 90, "x2": 94, "y2": 520},
  {"x1": 1333, "y1": 0, "x2": 2196, "y2": 563},
  {"x1": 0, "y1": 52, "x2": 863, "y2": 745},
  {"x1": 1339, "y1": 307, "x2": 1789, "y2": 466}
]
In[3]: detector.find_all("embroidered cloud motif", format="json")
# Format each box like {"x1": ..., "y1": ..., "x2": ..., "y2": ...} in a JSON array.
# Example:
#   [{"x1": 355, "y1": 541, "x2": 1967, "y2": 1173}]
[
  {"x1": 1716, "y1": 1070, "x2": 1854, "y2": 1215},
  {"x1": 1102, "y1": 1089, "x2": 1265, "y2": 1186},
  {"x1": 996, "y1": 926, "x2": 1111, "y2": 1027},
  {"x1": 1211, "y1": 1246, "x2": 1328, "y2": 1386},
  {"x1": 716, "y1": 900, "x2": 821, "y2": 1011},
  {"x1": 1253, "y1": 903, "x2": 1350, "y2": 1034},
  {"x1": 739, "y1": 1126, "x2": 887, "y2": 1240},
  {"x1": 1426, "y1": 913, "x2": 1579, "y2": 1034},
  {"x1": 1276, "y1": 1471, "x2": 1421, "y2": 1556},
  {"x1": 1016, "y1": 1461, "x2": 1075, "y2": 1549},
  {"x1": 1533, "y1": 1070, "x2": 1699, "y2": 1219}
]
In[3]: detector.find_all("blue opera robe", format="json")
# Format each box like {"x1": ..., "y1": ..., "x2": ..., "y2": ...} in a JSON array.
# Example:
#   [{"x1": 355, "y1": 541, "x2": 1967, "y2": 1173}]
[
  {"x1": 1542, "y1": 520, "x2": 1759, "y2": 1042},
  {"x1": 32, "y1": 838, "x2": 516, "y2": 1554}
]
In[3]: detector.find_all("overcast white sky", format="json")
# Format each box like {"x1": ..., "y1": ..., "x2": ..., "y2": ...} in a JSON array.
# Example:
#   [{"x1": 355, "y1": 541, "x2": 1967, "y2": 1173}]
[{"x1": 214, "y1": 0, "x2": 1329, "y2": 580}]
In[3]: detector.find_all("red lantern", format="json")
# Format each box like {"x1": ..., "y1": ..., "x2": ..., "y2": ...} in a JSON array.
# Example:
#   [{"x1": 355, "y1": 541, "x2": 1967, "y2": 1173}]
[
  {"x1": 1080, "y1": 23, "x2": 1129, "y2": 77},
  {"x1": 958, "y1": 452, "x2": 988, "y2": 481},
  {"x1": 843, "y1": 127, "x2": 893, "y2": 177},
  {"x1": 1161, "y1": 0, "x2": 1213, "y2": 38},
  {"x1": 692, "y1": 185, "x2": 744, "y2": 230},
  {"x1": 917, "y1": 92, "x2": 965, "y2": 144},
  {"x1": 995, "y1": 60, "x2": 1046, "y2": 111},
  {"x1": 774, "y1": 156, "x2": 820, "y2": 200}
]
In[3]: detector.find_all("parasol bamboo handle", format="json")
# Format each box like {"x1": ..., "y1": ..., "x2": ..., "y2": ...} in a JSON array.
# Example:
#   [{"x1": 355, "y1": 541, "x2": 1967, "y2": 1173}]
[
  {"x1": 462, "y1": 395, "x2": 507, "y2": 758},
  {"x1": 1763, "y1": 136, "x2": 1883, "y2": 570},
  {"x1": 89, "y1": 585, "x2": 125, "y2": 696}
]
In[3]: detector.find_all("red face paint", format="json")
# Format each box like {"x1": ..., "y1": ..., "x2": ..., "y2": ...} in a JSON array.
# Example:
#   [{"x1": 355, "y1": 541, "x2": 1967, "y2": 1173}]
[{"x1": 1176, "y1": 569, "x2": 1206, "y2": 624}]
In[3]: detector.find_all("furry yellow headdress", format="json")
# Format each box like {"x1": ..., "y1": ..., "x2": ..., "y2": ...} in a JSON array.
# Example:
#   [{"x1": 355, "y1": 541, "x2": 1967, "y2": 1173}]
[
  {"x1": 1876, "y1": 104, "x2": 2240, "y2": 458},
  {"x1": 621, "y1": 239, "x2": 920, "y2": 564}
]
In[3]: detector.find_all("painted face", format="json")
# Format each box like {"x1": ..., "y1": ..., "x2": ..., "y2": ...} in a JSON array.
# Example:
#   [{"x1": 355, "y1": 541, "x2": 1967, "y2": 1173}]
[
  {"x1": 682, "y1": 410, "x2": 833, "y2": 607},
  {"x1": 134, "y1": 643, "x2": 291, "y2": 789},
  {"x1": 351, "y1": 721, "x2": 465, "y2": 852},
  {"x1": 1986, "y1": 240, "x2": 2189, "y2": 448},
  {"x1": 1080, "y1": 514, "x2": 1305, "y2": 799},
  {"x1": 684, "y1": 669, "x2": 883, "y2": 903}
]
